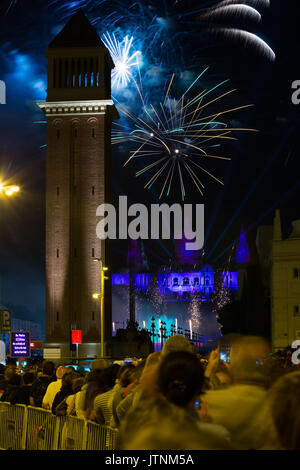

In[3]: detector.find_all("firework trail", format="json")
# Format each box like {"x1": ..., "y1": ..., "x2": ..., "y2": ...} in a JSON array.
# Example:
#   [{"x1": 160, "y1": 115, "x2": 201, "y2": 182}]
[
  {"x1": 201, "y1": 4, "x2": 262, "y2": 23},
  {"x1": 197, "y1": 0, "x2": 275, "y2": 61},
  {"x1": 112, "y1": 69, "x2": 257, "y2": 201}
]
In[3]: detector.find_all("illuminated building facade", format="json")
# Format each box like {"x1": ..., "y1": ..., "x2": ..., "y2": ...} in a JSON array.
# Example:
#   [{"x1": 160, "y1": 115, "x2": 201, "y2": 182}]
[
  {"x1": 112, "y1": 266, "x2": 238, "y2": 299},
  {"x1": 271, "y1": 210, "x2": 300, "y2": 350}
]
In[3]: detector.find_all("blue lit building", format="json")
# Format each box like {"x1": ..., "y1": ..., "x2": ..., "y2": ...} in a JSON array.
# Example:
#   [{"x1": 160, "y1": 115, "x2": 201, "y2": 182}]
[
  {"x1": 112, "y1": 266, "x2": 238, "y2": 300},
  {"x1": 111, "y1": 226, "x2": 250, "y2": 338}
]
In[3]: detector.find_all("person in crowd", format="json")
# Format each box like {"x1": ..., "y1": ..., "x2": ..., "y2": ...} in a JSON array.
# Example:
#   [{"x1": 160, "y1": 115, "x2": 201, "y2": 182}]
[
  {"x1": 120, "y1": 397, "x2": 232, "y2": 450},
  {"x1": 92, "y1": 364, "x2": 121, "y2": 425},
  {"x1": 30, "y1": 361, "x2": 55, "y2": 408},
  {"x1": 115, "y1": 361, "x2": 146, "y2": 424},
  {"x1": 130, "y1": 352, "x2": 161, "y2": 409},
  {"x1": 0, "y1": 371, "x2": 21, "y2": 403},
  {"x1": 10, "y1": 371, "x2": 35, "y2": 405},
  {"x1": 203, "y1": 335, "x2": 272, "y2": 450},
  {"x1": 119, "y1": 346, "x2": 231, "y2": 451},
  {"x1": 0, "y1": 365, "x2": 16, "y2": 399},
  {"x1": 266, "y1": 370, "x2": 300, "y2": 450},
  {"x1": 42, "y1": 365, "x2": 68, "y2": 410},
  {"x1": 109, "y1": 363, "x2": 136, "y2": 427},
  {"x1": 79, "y1": 368, "x2": 109, "y2": 420},
  {"x1": 65, "y1": 376, "x2": 85, "y2": 416},
  {"x1": 157, "y1": 350, "x2": 231, "y2": 442},
  {"x1": 52, "y1": 370, "x2": 79, "y2": 415},
  {"x1": 161, "y1": 334, "x2": 194, "y2": 357}
]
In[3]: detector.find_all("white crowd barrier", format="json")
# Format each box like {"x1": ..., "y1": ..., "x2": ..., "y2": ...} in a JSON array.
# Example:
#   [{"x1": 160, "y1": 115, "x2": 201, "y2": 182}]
[{"x1": 0, "y1": 402, "x2": 118, "y2": 450}]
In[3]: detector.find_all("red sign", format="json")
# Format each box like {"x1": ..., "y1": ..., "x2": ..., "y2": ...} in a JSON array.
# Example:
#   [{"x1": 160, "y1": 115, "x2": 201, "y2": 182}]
[
  {"x1": 30, "y1": 341, "x2": 43, "y2": 349},
  {"x1": 72, "y1": 330, "x2": 82, "y2": 344}
]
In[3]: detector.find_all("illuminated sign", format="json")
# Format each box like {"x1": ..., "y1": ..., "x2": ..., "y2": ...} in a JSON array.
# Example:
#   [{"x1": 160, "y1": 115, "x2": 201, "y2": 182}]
[
  {"x1": 72, "y1": 330, "x2": 82, "y2": 344},
  {"x1": 11, "y1": 332, "x2": 30, "y2": 358},
  {"x1": 0, "y1": 309, "x2": 11, "y2": 333},
  {"x1": 30, "y1": 341, "x2": 43, "y2": 349}
]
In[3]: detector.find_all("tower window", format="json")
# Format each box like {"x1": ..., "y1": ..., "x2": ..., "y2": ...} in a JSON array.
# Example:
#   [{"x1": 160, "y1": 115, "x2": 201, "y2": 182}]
[
  {"x1": 74, "y1": 128, "x2": 78, "y2": 138},
  {"x1": 92, "y1": 186, "x2": 95, "y2": 195},
  {"x1": 92, "y1": 311, "x2": 95, "y2": 321},
  {"x1": 56, "y1": 312, "x2": 59, "y2": 321},
  {"x1": 92, "y1": 128, "x2": 95, "y2": 138},
  {"x1": 92, "y1": 248, "x2": 95, "y2": 258},
  {"x1": 56, "y1": 187, "x2": 60, "y2": 197},
  {"x1": 293, "y1": 268, "x2": 299, "y2": 279},
  {"x1": 57, "y1": 249, "x2": 59, "y2": 258},
  {"x1": 294, "y1": 306, "x2": 300, "y2": 316}
]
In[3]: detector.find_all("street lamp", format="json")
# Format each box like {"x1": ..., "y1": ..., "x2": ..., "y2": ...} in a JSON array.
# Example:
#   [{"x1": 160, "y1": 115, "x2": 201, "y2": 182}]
[
  {"x1": 92, "y1": 258, "x2": 109, "y2": 358},
  {"x1": 0, "y1": 184, "x2": 20, "y2": 197}
]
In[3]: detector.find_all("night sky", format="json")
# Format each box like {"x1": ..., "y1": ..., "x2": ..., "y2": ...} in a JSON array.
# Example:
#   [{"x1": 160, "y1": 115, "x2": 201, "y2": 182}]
[{"x1": 0, "y1": 0, "x2": 299, "y2": 331}]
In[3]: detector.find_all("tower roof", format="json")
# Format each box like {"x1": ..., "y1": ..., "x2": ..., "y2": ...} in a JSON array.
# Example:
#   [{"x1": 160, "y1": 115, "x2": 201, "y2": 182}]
[
  {"x1": 236, "y1": 225, "x2": 250, "y2": 263},
  {"x1": 48, "y1": 9, "x2": 105, "y2": 49}
]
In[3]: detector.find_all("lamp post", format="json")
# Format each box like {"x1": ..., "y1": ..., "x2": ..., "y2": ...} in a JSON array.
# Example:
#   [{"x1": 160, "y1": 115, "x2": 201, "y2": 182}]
[
  {"x1": 92, "y1": 258, "x2": 109, "y2": 358},
  {"x1": 0, "y1": 183, "x2": 20, "y2": 355}
]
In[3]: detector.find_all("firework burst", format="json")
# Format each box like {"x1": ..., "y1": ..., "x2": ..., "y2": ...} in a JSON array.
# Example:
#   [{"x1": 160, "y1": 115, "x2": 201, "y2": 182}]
[
  {"x1": 112, "y1": 69, "x2": 257, "y2": 201},
  {"x1": 102, "y1": 32, "x2": 141, "y2": 90}
]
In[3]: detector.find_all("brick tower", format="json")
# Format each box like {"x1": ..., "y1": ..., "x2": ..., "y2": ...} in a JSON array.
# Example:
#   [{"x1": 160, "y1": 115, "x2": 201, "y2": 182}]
[{"x1": 38, "y1": 10, "x2": 119, "y2": 358}]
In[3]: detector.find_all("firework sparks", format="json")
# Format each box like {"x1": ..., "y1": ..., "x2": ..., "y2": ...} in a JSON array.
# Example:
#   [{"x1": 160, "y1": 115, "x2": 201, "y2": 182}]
[
  {"x1": 102, "y1": 31, "x2": 141, "y2": 90},
  {"x1": 188, "y1": 293, "x2": 202, "y2": 333},
  {"x1": 199, "y1": 0, "x2": 275, "y2": 61},
  {"x1": 217, "y1": 0, "x2": 270, "y2": 7},
  {"x1": 215, "y1": 28, "x2": 276, "y2": 62},
  {"x1": 201, "y1": 4, "x2": 262, "y2": 24},
  {"x1": 112, "y1": 69, "x2": 257, "y2": 201}
]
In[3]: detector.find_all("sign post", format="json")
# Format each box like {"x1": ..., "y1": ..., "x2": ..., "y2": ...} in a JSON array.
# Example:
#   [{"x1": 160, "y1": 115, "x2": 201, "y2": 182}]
[
  {"x1": 0, "y1": 309, "x2": 11, "y2": 333},
  {"x1": 71, "y1": 330, "x2": 82, "y2": 359}
]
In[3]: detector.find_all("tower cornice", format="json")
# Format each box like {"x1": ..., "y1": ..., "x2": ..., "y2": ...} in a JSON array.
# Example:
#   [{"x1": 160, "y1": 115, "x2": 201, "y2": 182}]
[{"x1": 37, "y1": 99, "x2": 119, "y2": 120}]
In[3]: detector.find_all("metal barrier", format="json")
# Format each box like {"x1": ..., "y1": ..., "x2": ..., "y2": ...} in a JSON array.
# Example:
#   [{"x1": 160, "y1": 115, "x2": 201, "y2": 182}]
[
  {"x1": 25, "y1": 406, "x2": 61, "y2": 450},
  {"x1": 84, "y1": 420, "x2": 118, "y2": 450},
  {"x1": 58, "y1": 415, "x2": 86, "y2": 450},
  {"x1": 0, "y1": 402, "x2": 119, "y2": 450},
  {"x1": 0, "y1": 402, "x2": 26, "y2": 450}
]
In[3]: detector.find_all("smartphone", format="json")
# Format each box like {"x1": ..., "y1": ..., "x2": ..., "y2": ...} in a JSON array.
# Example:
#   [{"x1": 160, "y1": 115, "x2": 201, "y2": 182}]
[{"x1": 220, "y1": 346, "x2": 230, "y2": 363}]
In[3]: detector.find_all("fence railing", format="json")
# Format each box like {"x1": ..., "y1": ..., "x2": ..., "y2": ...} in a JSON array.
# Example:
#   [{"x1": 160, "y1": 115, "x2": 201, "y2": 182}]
[{"x1": 0, "y1": 402, "x2": 118, "y2": 450}]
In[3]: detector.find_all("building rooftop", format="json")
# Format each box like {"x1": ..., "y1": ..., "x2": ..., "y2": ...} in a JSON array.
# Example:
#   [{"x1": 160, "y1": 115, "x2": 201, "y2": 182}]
[{"x1": 48, "y1": 9, "x2": 105, "y2": 49}]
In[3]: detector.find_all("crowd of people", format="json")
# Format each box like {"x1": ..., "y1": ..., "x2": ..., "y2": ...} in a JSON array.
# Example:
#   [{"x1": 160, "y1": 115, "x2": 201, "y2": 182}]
[{"x1": 0, "y1": 334, "x2": 299, "y2": 450}]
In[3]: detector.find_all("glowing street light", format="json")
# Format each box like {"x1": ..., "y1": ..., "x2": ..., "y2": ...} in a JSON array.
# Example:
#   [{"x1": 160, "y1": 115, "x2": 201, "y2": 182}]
[
  {"x1": 0, "y1": 184, "x2": 20, "y2": 197},
  {"x1": 92, "y1": 257, "x2": 109, "y2": 358}
]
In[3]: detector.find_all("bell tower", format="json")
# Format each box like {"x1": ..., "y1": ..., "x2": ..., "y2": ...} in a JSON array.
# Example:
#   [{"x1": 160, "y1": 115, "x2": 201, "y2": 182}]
[{"x1": 38, "y1": 10, "x2": 119, "y2": 357}]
